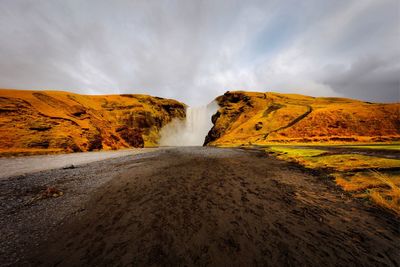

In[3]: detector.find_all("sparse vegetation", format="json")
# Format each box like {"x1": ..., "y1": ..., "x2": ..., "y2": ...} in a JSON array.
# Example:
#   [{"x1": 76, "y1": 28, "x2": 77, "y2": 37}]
[
  {"x1": 266, "y1": 146, "x2": 400, "y2": 215},
  {"x1": 335, "y1": 171, "x2": 400, "y2": 214}
]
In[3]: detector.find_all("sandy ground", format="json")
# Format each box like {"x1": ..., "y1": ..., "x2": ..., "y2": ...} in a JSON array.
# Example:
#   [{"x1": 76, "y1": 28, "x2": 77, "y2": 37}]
[{"x1": 1, "y1": 147, "x2": 399, "y2": 266}]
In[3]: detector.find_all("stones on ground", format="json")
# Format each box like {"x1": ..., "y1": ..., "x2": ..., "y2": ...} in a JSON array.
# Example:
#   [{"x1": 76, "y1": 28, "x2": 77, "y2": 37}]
[
  {"x1": 63, "y1": 164, "x2": 75, "y2": 170},
  {"x1": 30, "y1": 186, "x2": 64, "y2": 203}
]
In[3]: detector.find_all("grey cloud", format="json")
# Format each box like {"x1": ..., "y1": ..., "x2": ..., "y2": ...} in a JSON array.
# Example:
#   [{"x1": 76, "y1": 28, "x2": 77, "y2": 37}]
[
  {"x1": 320, "y1": 56, "x2": 400, "y2": 102},
  {"x1": 0, "y1": 0, "x2": 398, "y2": 105}
]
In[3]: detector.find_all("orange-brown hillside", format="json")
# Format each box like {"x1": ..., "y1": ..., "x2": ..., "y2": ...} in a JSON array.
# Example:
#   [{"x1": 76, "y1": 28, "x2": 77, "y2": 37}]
[
  {"x1": 205, "y1": 91, "x2": 400, "y2": 146},
  {"x1": 0, "y1": 89, "x2": 185, "y2": 155}
]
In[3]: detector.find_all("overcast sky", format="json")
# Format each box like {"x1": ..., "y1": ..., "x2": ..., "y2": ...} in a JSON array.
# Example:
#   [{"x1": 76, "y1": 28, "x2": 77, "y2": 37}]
[{"x1": 0, "y1": 0, "x2": 399, "y2": 105}]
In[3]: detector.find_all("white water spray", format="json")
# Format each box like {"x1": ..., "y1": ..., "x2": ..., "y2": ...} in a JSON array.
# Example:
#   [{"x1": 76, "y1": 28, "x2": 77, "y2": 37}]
[{"x1": 159, "y1": 102, "x2": 219, "y2": 146}]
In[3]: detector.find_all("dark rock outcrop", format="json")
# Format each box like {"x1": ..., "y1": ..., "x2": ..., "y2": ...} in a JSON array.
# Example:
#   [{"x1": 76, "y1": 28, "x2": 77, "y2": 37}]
[{"x1": 117, "y1": 127, "x2": 144, "y2": 148}]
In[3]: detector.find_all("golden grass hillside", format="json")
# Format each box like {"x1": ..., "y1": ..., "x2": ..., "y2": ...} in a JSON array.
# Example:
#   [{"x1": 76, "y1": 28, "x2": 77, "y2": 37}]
[
  {"x1": 0, "y1": 89, "x2": 185, "y2": 155},
  {"x1": 205, "y1": 91, "x2": 400, "y2": 146}
]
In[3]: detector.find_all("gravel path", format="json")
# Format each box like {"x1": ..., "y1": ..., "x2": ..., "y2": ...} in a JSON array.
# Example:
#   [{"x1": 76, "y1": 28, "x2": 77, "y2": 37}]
[
  {"x1": 8, "y1": 147, "x2": 398, "y2": 266},
  {"x1": 0, "y1": 148, "x2": 158, "y2": 179}
]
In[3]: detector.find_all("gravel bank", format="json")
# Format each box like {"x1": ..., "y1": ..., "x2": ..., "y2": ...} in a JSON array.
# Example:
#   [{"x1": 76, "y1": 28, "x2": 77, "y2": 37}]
[
  {"x1": 0, "y1": 149, "x2": 161, "y2": 266},
  {"x1": 0, "y1": 148, "x2": 158, "y2": 179}
]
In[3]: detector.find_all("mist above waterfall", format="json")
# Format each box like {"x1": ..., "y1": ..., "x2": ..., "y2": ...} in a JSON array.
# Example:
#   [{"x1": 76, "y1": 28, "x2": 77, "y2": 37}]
[{"x1": 159, "y1": 102, "x2": 219, "y2": 146}]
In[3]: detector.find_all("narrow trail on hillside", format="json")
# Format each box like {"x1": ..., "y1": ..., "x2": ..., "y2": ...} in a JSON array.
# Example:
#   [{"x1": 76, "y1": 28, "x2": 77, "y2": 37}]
[
  {"x1": 29, "y1": 147, "x2": 399, "y2": 266},
  {"x1": 264, "y1": 105, "x2": 313, "y2": 139}
]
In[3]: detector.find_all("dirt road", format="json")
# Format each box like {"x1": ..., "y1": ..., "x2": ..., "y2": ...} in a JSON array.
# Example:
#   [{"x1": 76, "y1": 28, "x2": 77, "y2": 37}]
[{"x1": 2, "y1": 147, "x2": 399, "y2": 266}]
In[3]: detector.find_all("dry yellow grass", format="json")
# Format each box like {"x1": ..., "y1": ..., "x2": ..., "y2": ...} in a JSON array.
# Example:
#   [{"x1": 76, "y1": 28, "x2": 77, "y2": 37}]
[
  {"x1": 206, "y1": 91, "x2": 400, "y2": 146},
  {"x1": 0, "y1": 89, "x2": 185, "y2": 154},
  {"x1": 268, "y1": 147, "x2": 400, "y2": 171},
  {"x1": 266, "y1": 146, "x2": 400, "y2": 215},
  {"x1": 335, "y1": 171, "x2": 400, "y2": 215},
  {"x1": 366, "y1": 171, "x2": 400, "y2": 215}
]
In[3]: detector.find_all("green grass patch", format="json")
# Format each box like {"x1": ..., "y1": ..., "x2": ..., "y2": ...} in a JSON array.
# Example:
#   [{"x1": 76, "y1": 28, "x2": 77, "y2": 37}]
[
  {"x1": 267, "y1": 146, "x2": 400, "y2": 171},
  {"x1": 297, "y1": 154, "x2": 400, "y2": 171},
  {"x1": 267, "y1": 146, "x2": 326, "y2": 157}
]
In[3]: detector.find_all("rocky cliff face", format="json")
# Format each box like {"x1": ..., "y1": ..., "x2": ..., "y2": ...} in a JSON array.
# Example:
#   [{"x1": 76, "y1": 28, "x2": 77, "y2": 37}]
[
  {"x1": 0, "y1": 89, "x2": 185, "y2": 155},
  {"x1": 205, "y1": 91, "x2": 400, "y2": 146}
]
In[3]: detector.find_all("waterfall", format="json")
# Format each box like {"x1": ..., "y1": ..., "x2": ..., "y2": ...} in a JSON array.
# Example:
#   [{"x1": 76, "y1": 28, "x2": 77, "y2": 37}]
[{"x1": 159, "y1": 102, "x2": 218, "y2": 146}]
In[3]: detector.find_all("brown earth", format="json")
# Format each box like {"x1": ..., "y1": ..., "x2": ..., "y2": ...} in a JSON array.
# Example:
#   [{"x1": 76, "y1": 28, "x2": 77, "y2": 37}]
[
  {"x1": 205, "y1": 91, "x2": 400, "y2": 146},
  {"x1": 27, "y1": 147, "x2": 399, "y2": 266},
  {"x1": 0, "y1": 89, "x2": 185, "y2": 155}
]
